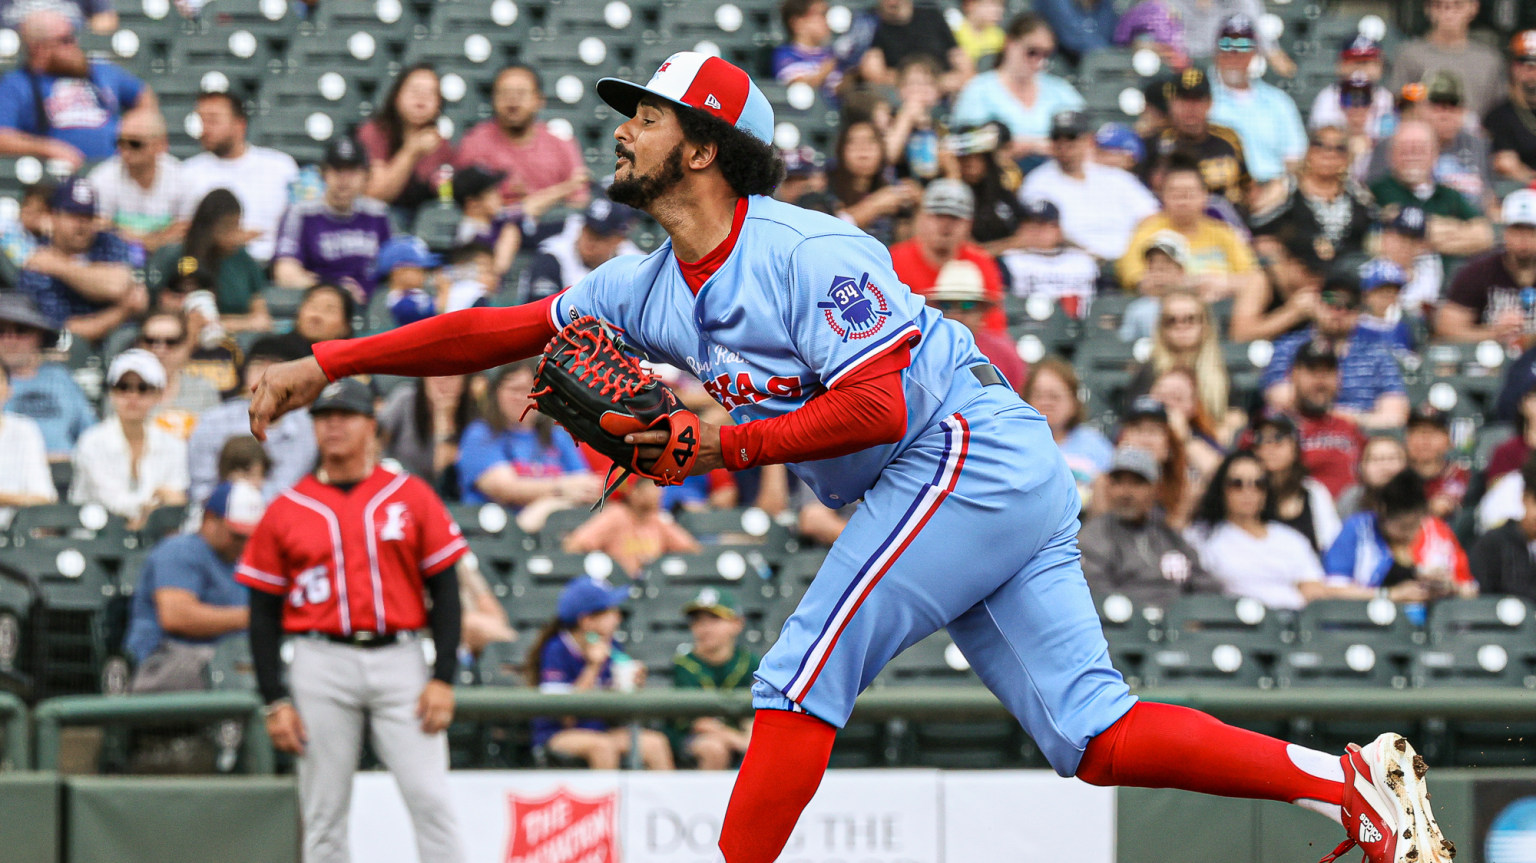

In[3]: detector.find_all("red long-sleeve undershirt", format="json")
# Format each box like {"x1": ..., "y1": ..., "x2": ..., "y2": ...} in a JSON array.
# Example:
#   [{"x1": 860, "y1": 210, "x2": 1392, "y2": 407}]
[{"x1": 311, "y1": 296, "x2": 909, "y2": 471}]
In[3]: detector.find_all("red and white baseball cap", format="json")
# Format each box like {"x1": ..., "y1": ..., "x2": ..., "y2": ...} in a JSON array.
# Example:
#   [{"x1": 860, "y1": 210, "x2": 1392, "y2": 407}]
[{"x1": 598, "y1": 52, "x2": 775, "y2": 145}]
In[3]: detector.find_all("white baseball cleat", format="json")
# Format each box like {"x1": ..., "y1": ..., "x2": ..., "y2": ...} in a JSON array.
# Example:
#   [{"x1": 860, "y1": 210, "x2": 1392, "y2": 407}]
[{"x1": 1320, "y1": 733, "x2": 1455, "y2": 863}]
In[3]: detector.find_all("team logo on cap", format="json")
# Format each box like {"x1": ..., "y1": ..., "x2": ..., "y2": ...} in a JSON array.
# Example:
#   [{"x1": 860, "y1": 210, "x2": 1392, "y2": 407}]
[
  {"x1": 818, "y1": 272, "x2": 890, "y2": 342},
  {"x1": 321, "y1": 381, "x2": 345, "y2": 399}
]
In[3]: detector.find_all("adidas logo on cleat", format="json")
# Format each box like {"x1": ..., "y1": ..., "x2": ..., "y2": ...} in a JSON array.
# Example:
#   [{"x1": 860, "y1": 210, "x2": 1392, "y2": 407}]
[{"x1": 1359, "y1": 815, "x2": 1383, "y2": 844}]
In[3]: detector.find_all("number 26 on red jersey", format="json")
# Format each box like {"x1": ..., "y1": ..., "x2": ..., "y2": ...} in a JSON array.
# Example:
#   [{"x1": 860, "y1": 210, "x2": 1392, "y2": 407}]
[{"x1": 289, "y1": 564, "x2": 332, "y2": 608}]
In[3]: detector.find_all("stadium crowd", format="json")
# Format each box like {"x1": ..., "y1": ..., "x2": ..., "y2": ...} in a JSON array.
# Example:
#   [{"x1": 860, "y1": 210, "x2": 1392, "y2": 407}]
[{"x1": 3, "y1": 0, "x2": 1536, "y2": 768}]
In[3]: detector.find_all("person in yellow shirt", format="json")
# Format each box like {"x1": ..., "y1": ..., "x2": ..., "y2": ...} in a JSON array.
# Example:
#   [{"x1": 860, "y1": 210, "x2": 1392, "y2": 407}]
[
  {"x1": 1119, "y1": 155, "x2": 1261, "y2": 300},
  {"x1": 952, "y1": 0, "x2": 1007, "y2": 67}
]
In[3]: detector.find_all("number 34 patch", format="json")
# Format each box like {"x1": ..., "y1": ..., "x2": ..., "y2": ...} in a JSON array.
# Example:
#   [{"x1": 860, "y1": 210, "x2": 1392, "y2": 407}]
[{"x1": 818, "y1": 272, "x2": 891, "y2": 342}]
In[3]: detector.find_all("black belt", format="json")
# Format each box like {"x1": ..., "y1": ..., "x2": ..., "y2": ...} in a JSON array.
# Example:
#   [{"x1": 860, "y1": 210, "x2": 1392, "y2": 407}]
[
  {"x1": 305, "y1": 631, "x2": 401, "y2": 649},
  {"x1": 970, "y1": 364, "x2": 1006, "y2": 388}
]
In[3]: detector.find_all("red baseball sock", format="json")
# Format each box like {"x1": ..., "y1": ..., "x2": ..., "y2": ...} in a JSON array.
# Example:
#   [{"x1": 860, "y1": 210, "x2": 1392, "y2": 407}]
[
  {"x1": 1077, "y1": 701, "x2": 1344, "y2": 811},
  {"x1": 719, "y1": 709, "x2": 838, "y2": 863}
]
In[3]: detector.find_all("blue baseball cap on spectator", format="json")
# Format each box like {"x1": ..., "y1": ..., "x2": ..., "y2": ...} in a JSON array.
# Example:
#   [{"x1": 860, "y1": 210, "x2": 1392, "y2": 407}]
[
  {"x1": 1094, "y1": 123, "x2": 1144, "y2": 162},
  {"x1": 375, "y1": 236, "x2": 441, "y2": 279},
  {"x1": 50, "y1": 177, "x2": 97, "y2": 217},
  {"x1": 557, "y1": 576, "x2": 630, "y2": 625},
  {"x1": 1360, "y1": 257, "x2": 1407, "y2": 291},
  {"x1": 1381, "y1": 205, "x2": 1427, "y2": 240}
]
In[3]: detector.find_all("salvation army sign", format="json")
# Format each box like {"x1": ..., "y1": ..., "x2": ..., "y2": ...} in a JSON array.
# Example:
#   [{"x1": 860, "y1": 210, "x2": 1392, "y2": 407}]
[{"x1": 505, "y1": 786, "x2": 620, "y2": 863}]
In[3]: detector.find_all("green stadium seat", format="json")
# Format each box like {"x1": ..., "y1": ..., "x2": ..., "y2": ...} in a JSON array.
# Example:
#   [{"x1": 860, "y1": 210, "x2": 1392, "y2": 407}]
[
  {"x1": 1163, "y1": 594, "x2": 1291, "y2": 660},
  {"x1": 196, "y1": 0, "x2": 301, "y2": 38},
  {"x1": 881, "y1": 632, "x2": 977, "y2": 687},
  {"x1": 7, "y1": 541, "x2": 114, "y2": 696},
  {"x1": 403, "y1": 33, "x2": 510, "y2": 82},
  {"x1": 536, "y1": 506, "x2": 595, "y2": 550},
  {"x1": 10, "y1": 502, "x2": 130, "y2": 546},
  {"x1": 476, "y1": 639, "x2": 525, "y2": 686},
  {"x1": 518, "y1": 549, "x2": 616, "y2": 585},
  {"x1": 168, "y1": 30, "x2": 277, "y2": 81},
  {"x1": 284, "y1": 33, "x2": 396, "y2": 82},
  {"x1": 0, "y1": 574, "x2": 31, "y2": 682},
  {"x1": 675, "y1": 506, "x2": 796, "y2": 557},
  {"x1": 412, "y1": 200, "x2": 464, "y2": 253},
  {"x1": 1427, "y1": 596, "x2": 1536, "y2": 641},
  {"x1": 645, "y1": 549, "x2": 774, "y2": 584},
  {"x1": 1092, "y1": 592, "x2": 1159, "y2": 686},
  {"x1": 310, "y1": 0, "x2": 424, "y2": 46},
  {"x1": 1276, "y1": 632, "x2": 1406, "y2": 688},
  {"x1": 139, "y1": 505, "x2": 187, "y2": 546},
  {"x1": 1295, "y1": 598, "x2": 1421, "y2": 661},
  {"x1": 430, "y1": 0, "x2": 530, "y2": 44},
  {"x1": 1139, "y1": 634, "x2": 1269, "y2": 687}
]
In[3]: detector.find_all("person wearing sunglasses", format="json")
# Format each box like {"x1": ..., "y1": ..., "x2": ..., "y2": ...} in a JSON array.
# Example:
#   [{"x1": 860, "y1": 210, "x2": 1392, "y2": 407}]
[
  {"x1": 1250, "y1": 414, "x2": 1342, "y2": 552},
  {"x1": 951, "y1": 13, "x2": 1084, "y2": 159},
  {"x1": 85, "y1": 108, "x2": 192, "y2": 254},
  {"x1": 1019, "y1": 110, "x2": 1159, "y2": 262},
  {"x1": 1386, "y1": 0, "x2": 1505, "y2": 125},
  {"x1": 1184, "y1": 450, "x2": 1329, "y2": 610},
  {"x1": 116, "y1": 312, "x2": 221, "y2": 441},
  {"x1": 1483, "y1": 30, "x2": 1536, "y2": 184},
  {"x1": 69, "y1": 349, "x2": 188, "y2": 529},
  {"x1": 1206, "y1": 14, "x2": 1306, "y2": 188}
]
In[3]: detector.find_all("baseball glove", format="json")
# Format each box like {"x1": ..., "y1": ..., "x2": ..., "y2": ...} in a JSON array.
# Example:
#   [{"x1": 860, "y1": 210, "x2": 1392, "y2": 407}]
[{"x1": 527, "y1": 316, "x2": 701, "y2": 506}]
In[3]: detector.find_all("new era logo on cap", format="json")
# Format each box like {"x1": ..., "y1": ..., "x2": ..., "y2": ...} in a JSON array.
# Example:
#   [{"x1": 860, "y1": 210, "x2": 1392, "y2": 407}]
[
  {"x1": 705, "y1": 94, "x2": 722, "y2": 109},
  {"x1": 597, "y1": 51, "x2": 775, "y2": 145}
]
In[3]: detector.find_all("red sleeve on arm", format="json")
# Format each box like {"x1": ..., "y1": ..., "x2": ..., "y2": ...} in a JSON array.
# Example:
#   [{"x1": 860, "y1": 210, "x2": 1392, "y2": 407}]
[
  {"x1": 718, "y1": 344, "x2": 910, "y2": 470},
  {"x1": 312, "y1": 295, "x2": 561, "y2": 381}
]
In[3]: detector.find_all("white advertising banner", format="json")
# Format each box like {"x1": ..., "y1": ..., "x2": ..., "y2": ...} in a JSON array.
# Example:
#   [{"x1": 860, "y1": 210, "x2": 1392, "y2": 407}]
[{"x1": 349, "y1": 769, "x2": 1110, "y2": 863}]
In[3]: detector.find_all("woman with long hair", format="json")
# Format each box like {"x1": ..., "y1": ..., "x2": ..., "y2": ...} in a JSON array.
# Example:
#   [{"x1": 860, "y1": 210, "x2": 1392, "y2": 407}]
[
  {"x1": 950, "y1": 13, "x2": 1085, "y2": 158},
  {"x1": 357, "y1": 63, "x2": 457, "y2": 212},
  {"x1": 1024, "y1": 356, "x2": 1113, "y2": 489},
  {"x1": 1148, "y1": 367, "x2": 1223, "y2": 492},
  {"x1": 1184, "y1": 450, "x2": 1327, "y2": 610},
  {"x1": 827, "y1": 118, "x2": 919, "y2": 244},
  {"x1": 1336, "y1": 434, "x2": 1408, "y2": 519},
  {"x1": 379, "y1": 374, "x2": 475, "y2": 490},
  {"x1": 1112, "y1": 395, "x2": 1192, "y2": 526},
  {"x1": 151, "y1": 189, "x2": 271, "y2": 332},
  {"x1": 1130, "y1": 288, "x2": 1238, "y2": 442},
  {"x1": 524, "y1": 576, "x2": 674, "y2": 769},
  {"x1": 1250, "y1": 415, "x2": 1343, "y2": 551}
]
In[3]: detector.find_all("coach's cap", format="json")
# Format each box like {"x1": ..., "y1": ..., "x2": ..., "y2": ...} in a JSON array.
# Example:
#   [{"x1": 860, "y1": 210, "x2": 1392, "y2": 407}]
[
  {"x1": 451, "y1": 166, "x2": 506, "y2": 208},
  {"x1": 922, "y1": 179, "x2": 974, "y2": 219},
  {"x1": 309, "y1": 377, "x2": 375, "y2": 417},
  {"x1": 49, "y1": 176, "x2": 97, "y2": 217},
  {"x1": 558, "y1": 576, "x2": 630, "y2": 625},
  {"x1": 1094, "y1": 122, "x2": 1144, "y2": 161},
  {"x1": 107, "y1": 348, "x2": 167, "y2": 390},
  {"x1": 1340, "y1": 34, "x2": 1382, "y2": 60},
  {"x1": 1382, "y1": 204, "x2": 1428, "y2": 239},
  {"x1": 1108, "y1": 447, "x2": 1160, "y2": 484},
  {"x1": 375, "y1": 236, "x2": 441, "y2": 279},
  {"x1": 1502, "y1": 189, "x2": 1536, "y2": 227},
  {"x1": 322, "y1": 136, "x2": 368, "y2": 170},
  {"x1": 927, "y1": 260, "x2": 989, "y2": 305},
  {"x1": 1125, "y1": 395, "x2": 1169, "y2": 425},
  {"x1": 1360, "y1": 257, "x2": 1407, "y2": 291},
  {"x1": 1144, "y1": 230, "x2": 1191, "y2": 270},
  {"x1": 206, "y1": 480, "x2": 265, "y2": 534},
  {"x1": 582, "y1": 195, "x2": 637, "y2": 236},
  {"x1": 683, "y1": 586, "x2": 740, "y2": 620},
  {"x1": 597, "y1": 51, "x2": 775, "y2": 146}
]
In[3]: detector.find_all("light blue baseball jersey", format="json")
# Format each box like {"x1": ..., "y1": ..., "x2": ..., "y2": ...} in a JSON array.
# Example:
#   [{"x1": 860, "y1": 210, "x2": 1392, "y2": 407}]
[{"x1": 550, "y1": 195, "x2": 989, "y2": 508}]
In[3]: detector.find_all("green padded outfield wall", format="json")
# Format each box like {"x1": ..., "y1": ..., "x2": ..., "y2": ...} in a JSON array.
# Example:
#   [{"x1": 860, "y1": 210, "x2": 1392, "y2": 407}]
[
  {"x1": 65, "y1": 776, "x2": 300, "y2": 863},
  {"x1": 0, "y1": 773, "x2": 61, "y2": 863}
]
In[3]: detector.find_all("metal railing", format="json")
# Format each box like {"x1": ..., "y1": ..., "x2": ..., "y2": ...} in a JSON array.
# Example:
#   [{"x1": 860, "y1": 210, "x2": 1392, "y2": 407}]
[{"x1": 31, "y1": 691, "x2": 273, "y2": 774}]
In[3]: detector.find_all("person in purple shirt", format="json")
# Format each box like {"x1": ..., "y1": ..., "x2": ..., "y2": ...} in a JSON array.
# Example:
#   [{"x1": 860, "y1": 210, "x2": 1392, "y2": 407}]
[
  {"x1": 1112, "y1": 0, "x2": 1187, "y2": 63},
  {"x1": 272, "y1": 136, "x2": 393, "y2": 301},
  {"x1": 0, "y1": 10, "x2": 154, "y2": 168}
]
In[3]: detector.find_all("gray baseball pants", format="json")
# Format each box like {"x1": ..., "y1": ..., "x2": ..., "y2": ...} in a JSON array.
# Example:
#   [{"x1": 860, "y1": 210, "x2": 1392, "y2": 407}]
[{"x1": 289, "y1": 636, "x2": 464, "y2": 863}]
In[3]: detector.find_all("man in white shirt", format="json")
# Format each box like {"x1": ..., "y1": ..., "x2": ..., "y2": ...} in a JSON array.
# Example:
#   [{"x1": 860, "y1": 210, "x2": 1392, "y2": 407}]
[
  {"x1": 1019, "y1": 110, "x2": 1159, "y2": 261},
  {"x1": 181, "y1": 92, "x2": 299, "y2": 264},
  {"x1": 86, "y1": 107, "x2": 192, "y2": 253}
]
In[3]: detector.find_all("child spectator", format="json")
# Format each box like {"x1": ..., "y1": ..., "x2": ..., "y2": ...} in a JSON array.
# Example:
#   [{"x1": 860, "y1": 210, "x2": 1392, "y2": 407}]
[
  {"x1": 70, "y1": 349, "x2": 188, "y2": 528},
  {"x1": 562, "y1": 479, "x2": 702, "y2": 577},
  {"x1": 774, "y1": 0, "x2": 842, "y2": 97},
  {"x1": 0, "y1": 357, "x2": 57, "y2": 527},
  {"x1": 670, "y1": 588, "x2": 760, "y2": 769},
  {"x1": 952, "y1": 0, "x2": 1006, "y2": 68},
  {"x1": 527, "y1": 577, "x2": 675, "y2": 770},
  {"x1": 1356, "y1": 258, "x2": 1415, "y2": 354},
  {"x1": 1120, "y1": 232, "x2": 1192, "y2": 343},
  {"x1": 1323, "y1": 470, "x2": 1476, "y2": 602},
  {"x1": 453, "y1": 166, "x2": 520, "y2": 279},
  {"x1": 1000, "y1": 200, "x2": 1098, "y2": 318},
  {"x1": 380, "y1": 236, "x2": 444, "y2": 328}
]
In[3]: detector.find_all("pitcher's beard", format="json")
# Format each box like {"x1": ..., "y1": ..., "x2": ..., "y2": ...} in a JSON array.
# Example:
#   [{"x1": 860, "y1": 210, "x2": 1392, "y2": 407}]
[{"x1": 610, "y1": 142, "x2": 686, "y2": 209}]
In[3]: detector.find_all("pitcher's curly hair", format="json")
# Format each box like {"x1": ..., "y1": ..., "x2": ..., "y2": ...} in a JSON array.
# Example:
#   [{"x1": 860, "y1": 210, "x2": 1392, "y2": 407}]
[{"x1": 673, "y1": 104, "x2": 784, "y2": 198}]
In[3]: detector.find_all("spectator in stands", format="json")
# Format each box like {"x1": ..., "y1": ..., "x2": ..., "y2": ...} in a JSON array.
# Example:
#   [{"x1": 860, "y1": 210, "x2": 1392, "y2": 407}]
[
  {"x1": 1250, "y1": 413, "x2": 1343, "y2": 552},
  {"x1": 0, "y1": 293, "x2": 90, "y2": 459},
  {"x1": 1376, "y1": 205, "x2": 1443, "y2": 318},
  {"x1": 888, "y1": 180, "x2": 1005, "y2": 333},
  {"x1": 1478, "y1": 454, "x2": 1528, "y2": 534},
  {"x1": 1323, "y1": 469, "x2": 1476, "y2": 600},
  {"x1": 1468, "y1": 453, "x2": 1536, "y2": 599},
  {"x1": 1485, "y1": 31, "x2": 1536, "y2": 184},
  {"x1": 1497, "y1": 339, "x2": 1536, "y2": 424},
  {"x1": 827, "y1": 119, "x2": 918, "y2": 243},
  {"x1": 182, "y1": 92, "x2": 300, "y2": 265},
  {"x1": 1035, "y1": 0, "x2": 1117, "y2": 67},
  {"x1": 1129, "y1": 289, "x2": 1237, "y2": 441},
  {"x1": 272, "y1": 137, "x2": 393, "y2": 302},
  {"x1": 1436, "y1": 189, "x2": 1536, "y2": 346},
  {"x1": 456, "y1": 362, "x2": 602, "y2": 523},
  {"x1": 0, "y1": 358, "x2": 57, "y2": 527},
  {"x1": 775, "y1": 146, "x2": 827, "y2": 206},
  {"x1": 187, "y1": 336, "x2": 316, "y2": 503},
  {"x1": 885, "y1": 57, "x2": 945, "y2": 183},
  {"x1": 1262, "y1": 278, "x2": 1409, "y2": 431},
  {"x1": 152, "y1": 272, "x2": 244, "y2": 400},
  {"x1": 857, "y1": 0, "x2": 968, "y2": 94},
  {"x1": 217, "y1": 435, "x2": 269, "y2": 490},
  {"x1": 1309, "y1": 37, "x2": 1395, "y2": 141},
  {"x1": 451, "y1": 167, "x2": 519, "y2": 279},
  {"x1": 126, "y1": 311, "x2": 221, "y2": 440},
  {"x1": 1337, "y1": 434, "x2": 1408, "y2": 518},
  {"x1": 379, "y1": 236, "x2": 444, "y2": 328},
  {"x1": 0, "y1": 10, "x2": 154, "y2": 169},
  {"x1": 946, "y1": 123, "x2": 1028, "y2": 252},
  {"x1": 951, "y1": 0, "x2": 1006, "y2": 68},
  {"x1": 0, "y1": 180, "x2": 52, "y2": 275},
  {"x1": 1249, "y1": 126, "x2": 1375, "y2": 264},
  {"x1": 924, "y1": 259, "x2": 1027, "y2": 390},
  {"x1": 1092, "y1": 122, "x2": 1144, "y2": 171},
  {"x1": 1119, "y1": 155, "x2": 1260, "y2": 298},
  {"x1": 1001, "y1": 200, "x2": 1099, "y2": 317},
  {"x1": 670, "y1": 588, "x2": 759, "y2": 769},
  {"x1": 1388, "y1": 0, "x2": 1505, "y2": 124},
  {"x1": 1025, "y1": 356, "x2": 1113, "y2": 491},
  {"x1": 124, "y1": 480, "x2": 260, "y2": 692},
  {"x1": 1119, "y1": 231, "x2": 1192, "y2": 342},
  {"x1": 1020, "y1": 110, "x2": 1159, "y2": 262},
  {"x1": 1356, "y1": 258, "x2": 1416, "y2": 355},
  {"x1": 1338, "y1": 75, "x2": 1387, "y2": 182},
  {"x1": 1166, "y1": 0, "x2": 1291, "y2": 75},
  {"x1": 1113, "y1": 395, "x2": 1193, "y2": 526},
  {"x1": 19, "y1": 177, "x2": 145, "y2": 342},
  {"x1": 1137, "y1": 69, "x2": 1250, "y2": 210},
  {"x1": 458, "y1": 65, "x2": 589, "y2": 211},
  {"x1": 439, "y1": 243, "x2": 498, "y2": 315},
  {"x1": 1112, "y1": 0, "x2": 1186, "y2": 65},
  {"x1": 272, "y1": 283, "x2": 354, "y2": 360},
  {"x1": 1080, "y1": 447, "x2": 1220, "y2": 608},
  {"x1": 86, "y1": 108, "x2": 192, "y2": 253},
  {"x1": 1230, "y1": 233, "x2": 1324, "y2": 343},
  {"x1": 457, "y1": 553, "x2": 515, "y2": 659},
  {"x1": 71, "y1": 349, "x2": 188, "y2": 528},
  {"x1": 380, "y1": 374, "x2": 473, "y2": 489},
  {"x1": 1185, "y1": 450, "x2": 1326, "y2": 610},
  {"x1": 951, "y1": 13, "x2": 1084, "y2": 157},
  {"x1": 1411, "y1": 72, "x2": 1495, "y2": 210},
  {"x1": 527, "y1": 576, "x2": 675, "y2": 770},
  {"x1": 355, "y1": 63, "x2": 457, "y2": 214},
  {"x1": 563, "y1": 478, "x2": 701, "y2": 576},
  {"x1": 775, "y1": 0, "x2": 843, "y2": 97},
  {"x1": 1207, "y1": 15, "x2": 1306, "y2": 187},
  {"x1": 0, "y1": 0, "x2": 114, "y2": 32},
  {"x1": 1490, "y1": 379, "x2": 1536, "y2": 483},
  {"x1": 1148, "y1": 367, "x2": 1224, "y2": 485},
  {"x1": 151, "y1": 189, "x2": 271, "y2": 333},
  {"x1": 1405, "y1": 405, "x2": 1470, "y2": 520},
  {"x1": 1370, "y1": 124, "x2": 1495, "y2": 267},
  {"x1": 519, "y1": 195, "x2": 641, "y2": 304},
  {"x1": 1265, "y1": 342, "x2": 1366, "y2": 499}
]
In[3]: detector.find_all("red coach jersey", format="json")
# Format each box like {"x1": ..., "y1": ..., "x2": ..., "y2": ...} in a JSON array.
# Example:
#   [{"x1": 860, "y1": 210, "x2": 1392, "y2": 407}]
[{"x1": 235, "y1": 464, "x2": 468, "y2": 636}]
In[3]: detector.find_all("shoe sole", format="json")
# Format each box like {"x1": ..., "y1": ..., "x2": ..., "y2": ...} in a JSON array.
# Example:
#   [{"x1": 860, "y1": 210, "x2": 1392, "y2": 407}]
[{"x1": 1364, "y1": 734, "x2": 1456, "y2": 863}]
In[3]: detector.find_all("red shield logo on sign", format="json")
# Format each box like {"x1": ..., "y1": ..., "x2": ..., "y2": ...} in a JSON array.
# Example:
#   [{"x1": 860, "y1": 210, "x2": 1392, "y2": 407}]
[{"x1": 504, "y1": 787, "x2": 619, "y2": 863}]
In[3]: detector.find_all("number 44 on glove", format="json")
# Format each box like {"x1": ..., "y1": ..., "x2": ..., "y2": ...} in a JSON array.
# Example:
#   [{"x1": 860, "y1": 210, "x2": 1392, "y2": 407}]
[{"x1": 527, "y1": 316, "x2": 701, "y2": 507}]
